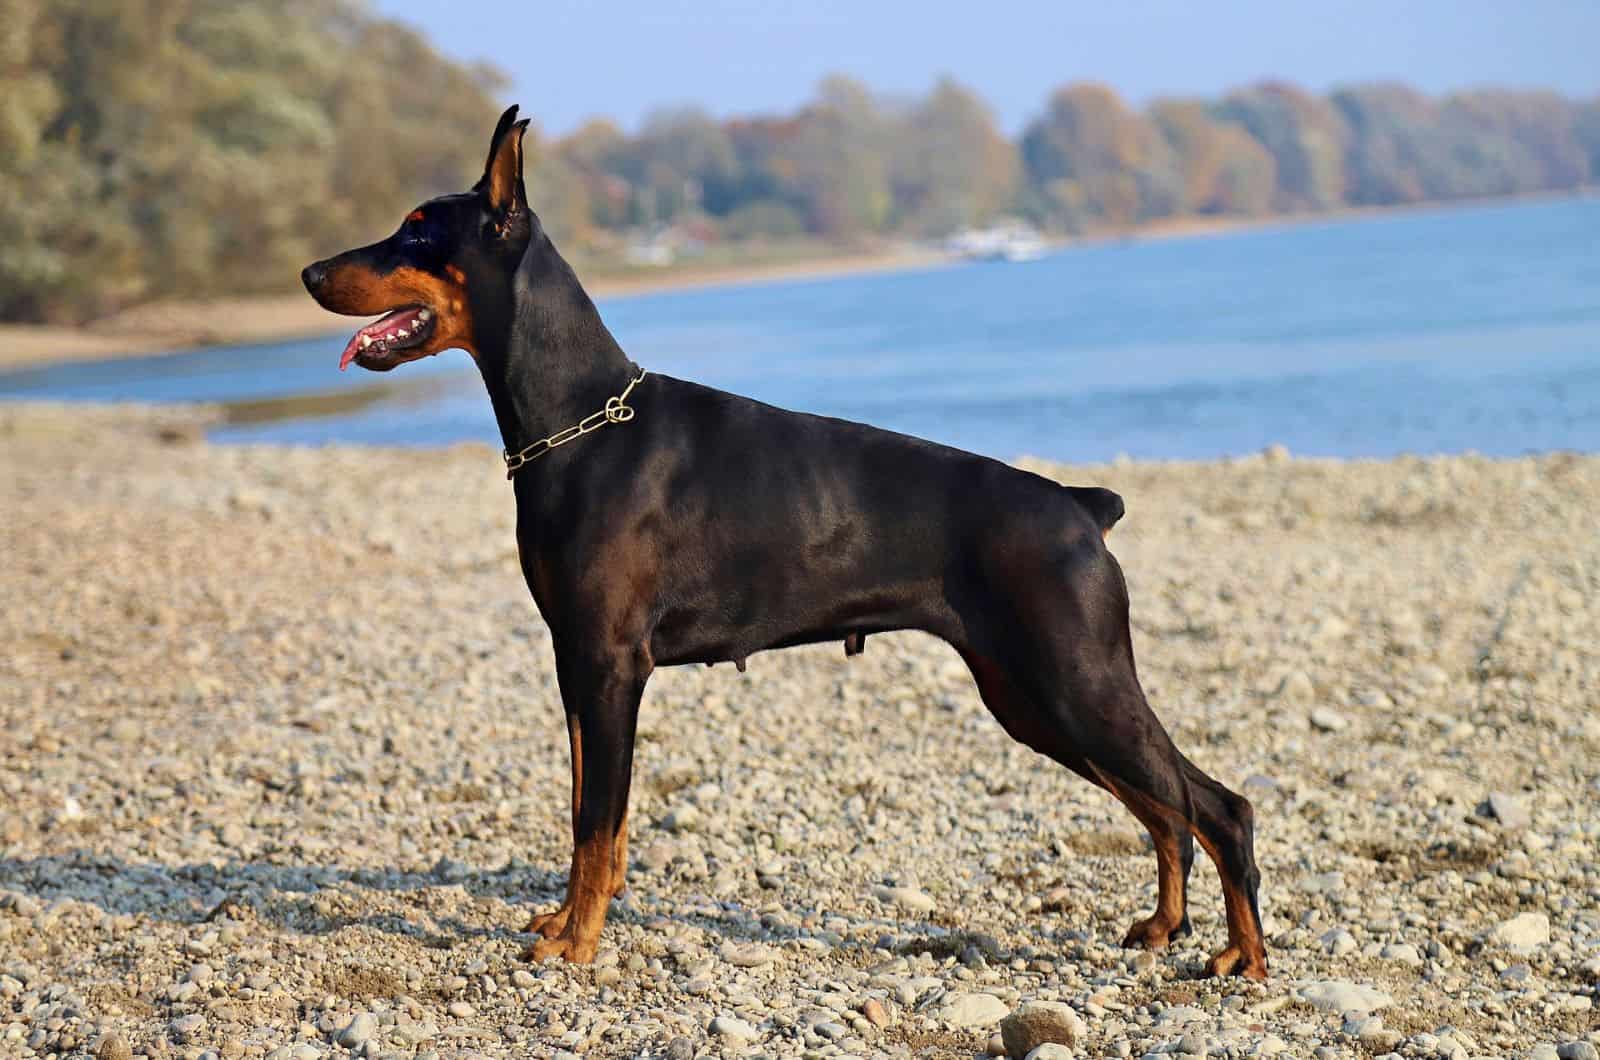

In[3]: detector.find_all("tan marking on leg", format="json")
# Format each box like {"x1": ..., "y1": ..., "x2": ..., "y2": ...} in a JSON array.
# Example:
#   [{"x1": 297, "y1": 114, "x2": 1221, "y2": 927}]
[
  {"x1": 527, "y1": 828, "x2": 614, "y2": 964},
  {"x1": 526, "y1": 715, "x2": 582, "y2": 938},
  {"x1": 1195, "y1": 831, "x2": 1268, "y2": 980},
  {"x1": 1103, "y1": 776, "x2": 1189, "y2": 950},
  {"x1": 610, "y1": 811, "x2": 629, "y2": 897},
  {"x1": 1087, "y1": 768, "x2": 1189, "y2": 951}
]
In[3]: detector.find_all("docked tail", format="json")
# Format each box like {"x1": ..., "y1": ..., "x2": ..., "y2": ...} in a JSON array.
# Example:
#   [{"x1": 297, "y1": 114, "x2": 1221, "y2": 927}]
[{"x1": 1066, "y1": 486, "x2": 1125, "y2": 538}]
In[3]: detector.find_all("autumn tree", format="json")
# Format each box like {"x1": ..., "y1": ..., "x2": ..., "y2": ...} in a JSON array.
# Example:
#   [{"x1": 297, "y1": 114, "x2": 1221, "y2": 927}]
[
  {"x1": 1020, "y1": 83, "x2": 1181, "y2": 229},
  {"x1": 1214, "y1": 82, "x2": 1349, "y2": 211},
  {"x1": 889, "y1": 77, "x2": 1019, "y2": 234}
]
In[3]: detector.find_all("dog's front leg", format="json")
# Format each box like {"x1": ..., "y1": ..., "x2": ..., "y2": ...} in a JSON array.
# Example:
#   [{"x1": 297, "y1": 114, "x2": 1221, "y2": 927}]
[{"x1": 523, "y1": 645, "x2": 648, "y2": 964}]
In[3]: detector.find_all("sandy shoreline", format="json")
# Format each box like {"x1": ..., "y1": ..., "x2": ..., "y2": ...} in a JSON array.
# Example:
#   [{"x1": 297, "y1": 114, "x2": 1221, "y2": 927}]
[
  {"x1": 0, "y1": 249, "x2": 947, "y2": 373},
  {"x1": 2, "y1": 400, "x2": 1597, "y2": 1058}
]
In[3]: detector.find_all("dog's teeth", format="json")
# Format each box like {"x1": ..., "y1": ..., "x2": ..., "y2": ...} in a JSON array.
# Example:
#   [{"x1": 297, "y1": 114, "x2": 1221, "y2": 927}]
[
  {"x1": 417, "y1": 309, "x2": 431, "y2": 321},
  {"x1": 359, "y1": 335, "x2": 372, "y2": 348},
  {"x1": 396, "y1": 328, "x2": 409, "y2": 338}
]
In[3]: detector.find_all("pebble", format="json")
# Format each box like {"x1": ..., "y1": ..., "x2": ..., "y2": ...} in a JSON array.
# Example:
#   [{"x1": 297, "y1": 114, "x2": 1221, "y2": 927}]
[
  {"x1": 936, "y1": 992, "x2": 1009, "y2": 1028},
  {"x1": 1491, "y1": 912, "x2": 1551, "y2": 953},
  {"x1": 1558, "y1": 1044, "x2": 1600, "y2": 1060},
  {"x1": 169, "y1": 1014, "x2": 205, "y2": 1042},
  {"x1": 861, "y1": 998, "x2": 891, "y2": 1027},
  {"x1": 662, "y1": 805, "x2": 700, "y2": 832},
  {"x1": 1379, "y1": 942, "x2": 1423, "y2": 966},
  {"x1": 1297, "y1": 980, "x2": 1394, "y2": 1014},
  {"x1": 873, "y1": 885, "x2": 936, "y2": 913},
  {"x1": 720, "y1": 941, "x2": 778, "y2": 967},
  {"x1": 1309, "y1": 707, "x2": 1348, "y2": 732},
  {"x1": 1275, "y1": 670, "x2": 1315, "y2": 703},
  {"x1": 708, "y1": 1015, "x2": 757, "y2": 1042},
  {"x1": 1484, "y1": 791, "x2": 1532, "y2": 829},
  {"x1": 1000, "y1": 1000, "x2": 1086, "y2": 1056},
  {"x1": 95, "y1": 1034, "x2": 134, "y2": 1060},
  {"x1": 445, "y1": 1001, "x2": 475, "y2": 1019},
  {"x1": 336, "y1": 1012, "x2": 377, "y2": 1047}
]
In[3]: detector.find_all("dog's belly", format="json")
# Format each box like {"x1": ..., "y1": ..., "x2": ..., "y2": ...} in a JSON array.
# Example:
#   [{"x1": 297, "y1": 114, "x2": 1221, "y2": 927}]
[{"x1": 648, "y1": 575, "x2": 951, "y2": 668}]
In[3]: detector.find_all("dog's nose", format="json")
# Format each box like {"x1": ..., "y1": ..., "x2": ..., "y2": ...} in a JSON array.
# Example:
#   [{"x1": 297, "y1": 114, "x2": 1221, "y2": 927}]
[{"x1": 301, "y1": 262, "x2": 326, "y2": 292}]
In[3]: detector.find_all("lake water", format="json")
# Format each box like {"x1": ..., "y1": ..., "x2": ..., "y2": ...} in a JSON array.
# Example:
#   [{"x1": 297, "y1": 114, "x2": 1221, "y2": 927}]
[{"x1": 4, "y1": 197, "x2": 1597, "y2": 462}]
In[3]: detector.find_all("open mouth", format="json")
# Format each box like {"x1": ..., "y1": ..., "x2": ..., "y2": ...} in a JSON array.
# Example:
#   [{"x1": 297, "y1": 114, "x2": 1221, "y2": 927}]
[{"x1": 339, "y1": 306, "x2": 436, "y2": 371}]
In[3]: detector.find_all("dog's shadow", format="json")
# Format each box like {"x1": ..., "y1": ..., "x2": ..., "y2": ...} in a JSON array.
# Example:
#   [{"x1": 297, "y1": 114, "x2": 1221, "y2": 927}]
[{"x1": 0, "y1": 851, "x2": 966, "y2": 962}]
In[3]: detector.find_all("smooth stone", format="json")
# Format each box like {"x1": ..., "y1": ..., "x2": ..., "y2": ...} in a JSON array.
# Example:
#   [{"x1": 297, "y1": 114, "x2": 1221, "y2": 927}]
[
  {"x1": 336, "y1": 1012, "x2": 377, "y2": 1047},
  {"x1": 1000, "y1": 1000, "x2": 1086, "y2": 1056},
  {"x1": 1310, "y1": 708, "x2": 1348, "y2": 733},
  {"x1": 95, "y1": 1034, "x2": 134, "y2": 1060},
  {"x1": 663, "y1": 806, "x2": 701, "y2": 833},
  {"x1": 936, "y1": 992, "x2": 1008, "y2": 1029},
  {"x1": 1026, "y1": 1046, "x2": 1076, "y2": 1060},
  {"x1": 169, "y1": 1014, "x2": 205, "y2": 1042},
  {"x1": 874, "y1": 885, "x2": 936, "y2": 913},
  {"x1": 1491, "y1": 912, "x2": 1550, "y2": 953},
  {"x1": 1558, "y1": 1044, "x2": 1600, "y2": 1060},
  {"x1": 1379, "y1": 942, "x2": 1423, "y2": 966},
  {"x1": 708, "y1": 1015, "x2": 757, "y2": 1042},
  {"x1": 720, "y1": 941, "x2": 778, "y2": 967},
  {"x1": 1485, "y1": 791, "x2": 1532, "y2": 829},
  {"x1": 1297, "y1": 980, "x2": 1394, "y2": 1013}
]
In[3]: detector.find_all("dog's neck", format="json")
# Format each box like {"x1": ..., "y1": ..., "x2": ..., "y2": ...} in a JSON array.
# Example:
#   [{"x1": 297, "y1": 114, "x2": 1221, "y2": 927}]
[{"x1": 473, "y1": 231, "x2": 640, "y2": 453}]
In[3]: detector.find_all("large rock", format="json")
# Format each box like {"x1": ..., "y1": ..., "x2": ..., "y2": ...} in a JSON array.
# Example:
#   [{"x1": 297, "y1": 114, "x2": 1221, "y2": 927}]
[
  {"x1": 936, "y1": 992, "x2": 1008, "y2": 1029},
  {"x1": 1491, "y1": 912, "x2": 1550, "y2": 953},
  {"x1": 707, "y1": 1015, "x2": 757, "y2": 1043},
  {"x1": 1000, "y1": 1001, "x2": 1086, "y2": 1057},
  {"x1": 1296, "y1": 980, "x2": 1394, "y2": 1014},
  {"x1": 873, "y1": 885, "x2": 936, "y2": 913},
  {"x1": 336, "y1": 1012, "x2": 377, "y2": 1048},
  {"x1": 1482, "y1": 791, "x2": 1531, "y2": 830}
]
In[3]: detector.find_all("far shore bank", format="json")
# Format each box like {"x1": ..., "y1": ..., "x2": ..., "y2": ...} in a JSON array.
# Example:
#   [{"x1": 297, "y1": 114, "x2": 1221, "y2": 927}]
[{"x1": 2, "y1": 188, "x2": 1589, "y2": 374}]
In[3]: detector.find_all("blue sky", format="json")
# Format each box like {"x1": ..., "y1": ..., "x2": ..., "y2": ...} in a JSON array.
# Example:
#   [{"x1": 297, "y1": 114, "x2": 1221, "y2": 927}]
[{"x1": 374, "y1": 0, "x2": 1600, "y2": 136}]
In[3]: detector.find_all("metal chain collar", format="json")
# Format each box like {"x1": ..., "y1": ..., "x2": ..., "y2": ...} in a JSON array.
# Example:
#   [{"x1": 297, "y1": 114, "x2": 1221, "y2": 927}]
[{"x1": 502, "y1": 370, "x2": 647, "y2": 479}]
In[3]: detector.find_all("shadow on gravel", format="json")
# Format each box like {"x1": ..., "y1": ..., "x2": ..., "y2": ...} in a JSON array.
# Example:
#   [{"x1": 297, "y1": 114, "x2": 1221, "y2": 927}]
[{"x1": 0, "y1": 851, "x2": 929, "y2": 956}]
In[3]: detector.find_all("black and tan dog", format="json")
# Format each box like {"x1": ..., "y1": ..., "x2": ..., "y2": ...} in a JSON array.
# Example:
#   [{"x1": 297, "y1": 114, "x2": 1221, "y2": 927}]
[{"x1": 301, "y1": 106, "x2": 1268, "y2": 978}]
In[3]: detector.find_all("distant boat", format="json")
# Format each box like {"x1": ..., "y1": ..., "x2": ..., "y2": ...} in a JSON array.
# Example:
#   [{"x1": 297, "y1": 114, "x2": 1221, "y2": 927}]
[{"x1": 945, "y1": 221, "x2": 1048, "y2": 263}]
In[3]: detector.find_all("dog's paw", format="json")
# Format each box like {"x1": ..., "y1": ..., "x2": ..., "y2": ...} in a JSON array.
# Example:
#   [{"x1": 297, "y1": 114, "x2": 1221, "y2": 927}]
[
  {"x1": 1204, "y1": 944, "x2": 1268, "y2": 980},
  {"x1": 1121, "y1": 913, "x2": 1187, "y2": 951},
  {"x1": 522, "y1": 931, "x2": 599, "y2": 964},
  {"x1": 524, "y1": 905, "x2": 572, "y2": 939}
]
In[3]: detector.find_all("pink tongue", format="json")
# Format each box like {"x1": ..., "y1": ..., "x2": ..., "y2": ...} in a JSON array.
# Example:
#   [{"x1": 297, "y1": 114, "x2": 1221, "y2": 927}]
[
  {"x1": 338, "y1": 308, "x2": 425, "y2": 371},
  {"x1": 339, "y1": 333, "x2": 366, "y2": 372}
]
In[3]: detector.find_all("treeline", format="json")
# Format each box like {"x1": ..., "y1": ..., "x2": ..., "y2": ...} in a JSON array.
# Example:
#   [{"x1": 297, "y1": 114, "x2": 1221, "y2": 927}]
[
  {"x1": 5, "y1": 0, "x2": 1599, "y2": 324},
  {"x1": 1, "y1": 0, "x2": 503, "y2": 322},
  {"x1": 538, "y1": 77, "x2": 1600, "y2": 245}
]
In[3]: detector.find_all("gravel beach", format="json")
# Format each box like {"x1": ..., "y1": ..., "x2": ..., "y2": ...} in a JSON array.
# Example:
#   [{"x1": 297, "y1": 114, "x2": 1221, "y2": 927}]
[{"x1": 3, "y1": 402, "x2": 1597, "y2": 1059}]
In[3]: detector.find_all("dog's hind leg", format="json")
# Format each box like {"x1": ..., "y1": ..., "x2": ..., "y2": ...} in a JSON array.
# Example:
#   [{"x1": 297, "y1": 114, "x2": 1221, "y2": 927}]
[
  {"x1": 1047, "y1": 550, "x2": 1265, "y2": 979},
  {"x1": 1097, "y1": 769, "x2": 1195, "y2": 950},
  {"x1": 965, "y1": 539, "x2": 1267, "y2": 978},
  {"x1": 964, "y1": 648, "x2": 1195, "y2": 953}
]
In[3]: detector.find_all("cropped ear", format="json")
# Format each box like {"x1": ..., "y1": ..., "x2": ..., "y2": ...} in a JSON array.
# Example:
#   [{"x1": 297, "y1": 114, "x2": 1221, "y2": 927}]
[{"x1": 478, "y1": 105, "x2": 531, "y2": 219}]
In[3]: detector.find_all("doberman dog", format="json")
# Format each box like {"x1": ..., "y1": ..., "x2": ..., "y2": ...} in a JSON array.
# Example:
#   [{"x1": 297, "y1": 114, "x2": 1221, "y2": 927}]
[{"x1": 301, "y1": 106, "x2": 1268, "y2": 979}]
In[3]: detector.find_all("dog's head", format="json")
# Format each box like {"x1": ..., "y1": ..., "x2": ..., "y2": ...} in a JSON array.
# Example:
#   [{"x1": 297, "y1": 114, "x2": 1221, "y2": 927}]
[{"x1": 302, "y1": 105, "x2": 535, "y2": 372}]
